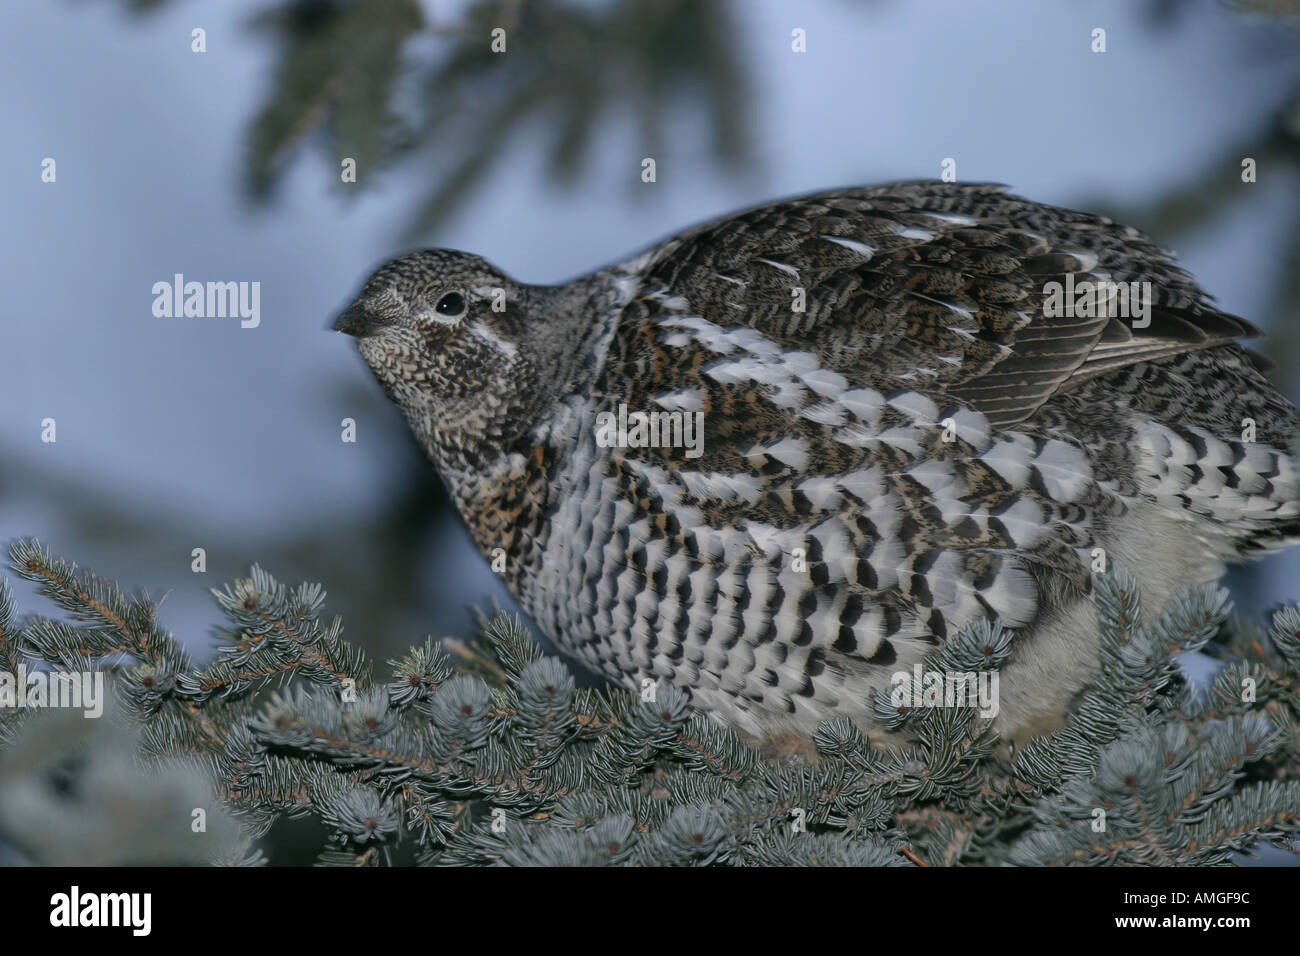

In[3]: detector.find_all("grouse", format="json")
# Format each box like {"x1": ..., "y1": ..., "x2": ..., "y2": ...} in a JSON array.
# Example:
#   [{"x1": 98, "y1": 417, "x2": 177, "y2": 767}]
[{"x1": 334, "y1": 181, "x2": 1300, "y2": 744}]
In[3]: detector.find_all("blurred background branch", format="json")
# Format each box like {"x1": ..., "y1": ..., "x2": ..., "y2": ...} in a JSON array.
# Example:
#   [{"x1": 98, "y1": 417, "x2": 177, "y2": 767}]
[{"x1": 232, "y1": 0, "x2": 754, "y2": 235}]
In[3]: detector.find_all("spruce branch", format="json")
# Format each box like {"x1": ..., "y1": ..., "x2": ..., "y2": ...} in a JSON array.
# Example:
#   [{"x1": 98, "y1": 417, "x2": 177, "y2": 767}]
[{"x1": 0, "y1": 542, "x2": 1296, "y2": 865}]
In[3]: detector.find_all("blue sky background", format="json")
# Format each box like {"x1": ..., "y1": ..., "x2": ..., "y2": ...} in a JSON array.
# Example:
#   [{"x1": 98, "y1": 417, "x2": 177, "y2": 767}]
[{"x1": 2, "y1": 1, "x2": 1298, "y2": 740}]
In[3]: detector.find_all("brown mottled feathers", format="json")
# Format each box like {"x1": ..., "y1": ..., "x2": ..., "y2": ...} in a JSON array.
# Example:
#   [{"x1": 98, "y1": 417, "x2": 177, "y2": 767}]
[{"x1": 631, "y1": 181, "x2": 1259, "y2": 427}]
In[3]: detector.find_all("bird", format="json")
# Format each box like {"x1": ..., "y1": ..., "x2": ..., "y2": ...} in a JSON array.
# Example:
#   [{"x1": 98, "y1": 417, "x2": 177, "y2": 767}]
[{"x1": 333, "y1": 181, "x2": 1300, "y2": 747}]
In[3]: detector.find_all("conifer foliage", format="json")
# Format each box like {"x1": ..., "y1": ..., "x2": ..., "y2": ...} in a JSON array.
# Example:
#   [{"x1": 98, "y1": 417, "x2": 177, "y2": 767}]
[{"x1": 1, "y1": 538, "x2": 1297, "y2": 866}]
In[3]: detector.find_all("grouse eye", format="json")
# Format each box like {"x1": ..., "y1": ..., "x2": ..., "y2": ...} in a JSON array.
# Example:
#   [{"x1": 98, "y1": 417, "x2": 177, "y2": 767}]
[{"x1": 435, "y1": 291, "x2": 467, "y2": 318}]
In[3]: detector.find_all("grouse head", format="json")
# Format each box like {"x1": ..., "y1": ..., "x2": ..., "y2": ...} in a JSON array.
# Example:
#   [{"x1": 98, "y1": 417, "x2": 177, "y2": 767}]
[{"x1": 333, "y1": 249, "x2": 582, "y2": 468}]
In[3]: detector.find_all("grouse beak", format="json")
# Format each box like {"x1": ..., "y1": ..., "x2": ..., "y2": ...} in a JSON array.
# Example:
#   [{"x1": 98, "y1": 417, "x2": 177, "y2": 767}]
[{"x1": 331, "y1": 304, "x2": 386, "y2": 338}]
